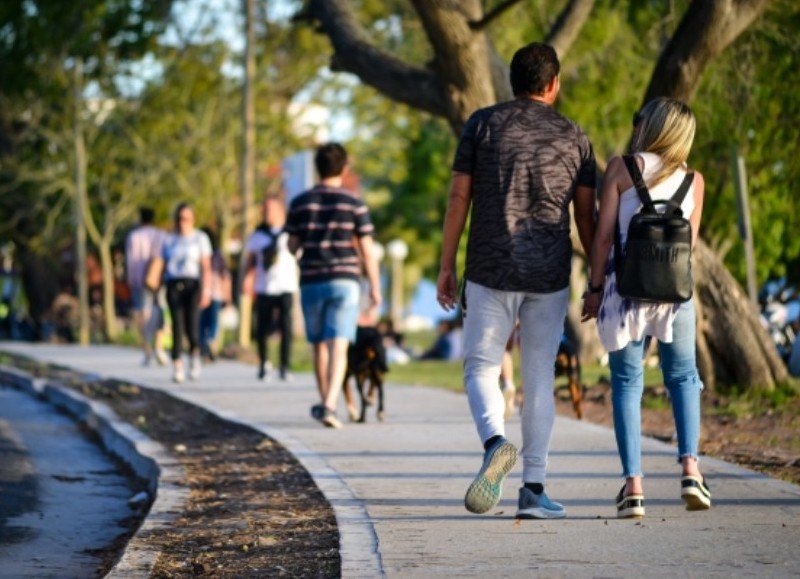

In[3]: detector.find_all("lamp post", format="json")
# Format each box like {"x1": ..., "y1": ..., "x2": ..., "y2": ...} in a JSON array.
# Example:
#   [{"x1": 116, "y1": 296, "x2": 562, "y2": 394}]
[{"x1": 386, "y1": 239, "x2": 408, "y2": 331}]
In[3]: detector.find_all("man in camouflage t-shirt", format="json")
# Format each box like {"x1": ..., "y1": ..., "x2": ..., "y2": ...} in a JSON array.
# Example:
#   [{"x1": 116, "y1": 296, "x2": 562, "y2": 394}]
[{"x1": 436, "y1": 42, "x2": 597, "y2": 519}]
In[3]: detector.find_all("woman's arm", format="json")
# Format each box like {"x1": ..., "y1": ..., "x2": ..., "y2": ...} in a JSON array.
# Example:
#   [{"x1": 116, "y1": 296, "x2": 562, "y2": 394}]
[
  {"x1": 688, "y1": 171, "x2": 705, "y2": 247},
  {"x1": 582, "y1": 156, "x2": 627, "y2": 321}
]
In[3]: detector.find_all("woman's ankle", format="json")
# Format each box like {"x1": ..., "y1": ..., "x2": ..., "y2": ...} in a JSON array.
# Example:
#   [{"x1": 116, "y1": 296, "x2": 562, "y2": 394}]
[
  {"x1": 681, "y1": 456, "x2": 702, "y2": 478},
  {"x1": 625, "y1": 476, "x2": 643, "y2": 496}
]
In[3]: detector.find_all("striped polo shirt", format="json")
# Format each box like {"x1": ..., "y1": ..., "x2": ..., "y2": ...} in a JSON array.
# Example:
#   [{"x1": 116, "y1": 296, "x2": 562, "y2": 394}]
[{"x1": 285, "y1": 184, "x2": 374, "y2": 285}]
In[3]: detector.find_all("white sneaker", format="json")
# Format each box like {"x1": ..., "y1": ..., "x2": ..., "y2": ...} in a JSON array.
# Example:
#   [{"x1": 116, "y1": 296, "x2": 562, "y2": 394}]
[
  {"x1": 189, "y1": 356, "x2": 201, "y2": 380},
  {"x1": 173, "y1": 366, "x2": 185, "y2": 383}
]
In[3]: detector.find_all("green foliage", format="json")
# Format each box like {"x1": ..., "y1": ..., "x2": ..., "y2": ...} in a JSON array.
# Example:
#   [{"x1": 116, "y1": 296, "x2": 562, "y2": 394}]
[
  {"x1": 338, "y1": 0, "x2": 800, "y2": 295},
  {"x1": 0, "y1": 0, "x2": 172, "y2": 96},
  {"x1": 692, "y1": 1, "x2": 800, "y2": 284}
]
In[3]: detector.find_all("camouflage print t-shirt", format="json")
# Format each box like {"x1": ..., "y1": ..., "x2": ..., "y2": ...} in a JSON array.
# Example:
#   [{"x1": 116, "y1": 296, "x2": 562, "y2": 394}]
[{"x1": 452, "y1": 98, "x2": 596, "y2": 293}]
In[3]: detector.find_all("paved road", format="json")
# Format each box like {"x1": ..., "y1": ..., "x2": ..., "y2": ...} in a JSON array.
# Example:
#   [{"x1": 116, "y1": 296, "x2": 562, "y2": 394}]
[
  {"x1": 0, "y1": 384, "x2": 136, "y2": 578},
  {"x1": 2, "y1": 342, "x2": 800, "y2": 578}
]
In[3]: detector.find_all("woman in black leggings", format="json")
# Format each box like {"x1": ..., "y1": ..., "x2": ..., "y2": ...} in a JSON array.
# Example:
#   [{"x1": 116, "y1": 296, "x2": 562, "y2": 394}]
[{"x1": 161, "y1": 203, "x2": 212, "y2": 383}]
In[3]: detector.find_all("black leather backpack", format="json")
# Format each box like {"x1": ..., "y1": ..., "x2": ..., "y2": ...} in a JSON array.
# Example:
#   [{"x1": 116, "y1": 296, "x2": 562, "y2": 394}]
[{"x1": 614, "y1": 155, "x2": 695, "y2": 303}]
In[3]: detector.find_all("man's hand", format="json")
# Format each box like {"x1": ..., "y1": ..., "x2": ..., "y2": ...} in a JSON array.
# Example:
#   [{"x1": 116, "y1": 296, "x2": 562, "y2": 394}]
[
  {"x1": 436, "y1": 268, "x2": 458, "y2": 312},
  {"x1": 369, "y1": 284, "x2": 382, "y2": 308},
  {"x1": 199, "y1": 291, "x2": 212, "y2": 311}
]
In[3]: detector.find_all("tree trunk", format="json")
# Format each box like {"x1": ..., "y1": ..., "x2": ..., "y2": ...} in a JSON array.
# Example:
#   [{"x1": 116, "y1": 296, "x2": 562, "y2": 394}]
[
  {"x1": 73, "y1": 57, "x2": 90, "y2": 345},
  {"x1": 98, "y1": 240, "x2": 117, "y2": 341},
  {"x1": 238, "y1": 0, "x2": 256, "y2": 346},
  {"x1": 545, "y1": 0, "x2": 597, "y2": 59},
  {"x1": 693, "y1": 240, "x2": 787, "y2": 391},
  {"x1": 643, "y1": 0, "x2": 772, "y2": 104},
  {"x1": 408, "y1": 0, "x2": 497, "y2": 133}
]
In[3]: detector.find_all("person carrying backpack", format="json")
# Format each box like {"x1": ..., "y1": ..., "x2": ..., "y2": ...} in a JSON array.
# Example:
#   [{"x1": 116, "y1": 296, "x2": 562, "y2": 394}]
[
  {"x1": 582, "y1": 97, "x2": 710, "y2": 519},
  {"x1": 245, "y1": 196, "x2": 299, "y2": 381}
]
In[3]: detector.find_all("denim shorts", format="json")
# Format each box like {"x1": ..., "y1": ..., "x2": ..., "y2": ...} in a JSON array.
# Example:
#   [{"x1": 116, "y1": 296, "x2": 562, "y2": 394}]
[
  {"x1": 130, "y1": 286, "x2": 155, "y2": 313},
  {"x1": 300, "y1": 279, "x2": 360, "y2": 343}
]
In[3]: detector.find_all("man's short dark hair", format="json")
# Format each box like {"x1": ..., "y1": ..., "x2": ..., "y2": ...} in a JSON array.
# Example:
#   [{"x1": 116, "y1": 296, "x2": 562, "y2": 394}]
[
  {"x1": 510, "y1": 43, "x2": 560, "y2": 96},
  {"x1": 315, "y1": 143, "x2": 348, "y2": 179},
  {"x1": 140, "y1": 207, "x2": 155, "y2": 224}
]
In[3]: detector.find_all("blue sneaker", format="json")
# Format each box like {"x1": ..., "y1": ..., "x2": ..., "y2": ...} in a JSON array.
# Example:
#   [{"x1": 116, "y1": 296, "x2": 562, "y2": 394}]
[
  {"x1": 464, "y1": 437, "x2": 517, "y2": 514},
  {"x1": 516, "y1": 487, "x2": 566, "y2": 519}
]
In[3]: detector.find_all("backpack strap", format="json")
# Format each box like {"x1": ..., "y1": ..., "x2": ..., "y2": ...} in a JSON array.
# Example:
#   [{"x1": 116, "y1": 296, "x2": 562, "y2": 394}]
[
  {"x1": 653, "y1": 171, "x2": 695, "y2": 216},
  {"x1": 256, "y1": 223, "x2": 282, "y2": 242},
  {"x1": 623, "y1": 155, "x2": 653, "y2": 208},
  {"x1": 669, "y1": 172, "x2": 695, "y2": 207},
  {"x1": 625, "y1": 156, "x2": 696, "y2": 217}
]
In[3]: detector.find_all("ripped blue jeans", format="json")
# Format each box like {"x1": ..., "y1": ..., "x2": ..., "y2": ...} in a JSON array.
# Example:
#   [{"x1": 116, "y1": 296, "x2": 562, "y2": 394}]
[{"x1": 609, "y1": 300, "x2": 703, "y2": 478}]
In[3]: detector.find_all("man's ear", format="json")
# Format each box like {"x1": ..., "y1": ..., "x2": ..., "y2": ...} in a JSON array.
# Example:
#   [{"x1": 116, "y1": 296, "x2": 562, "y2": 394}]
[{"x1": 545, "y1": 74, "x2": 560, "y2": 104}]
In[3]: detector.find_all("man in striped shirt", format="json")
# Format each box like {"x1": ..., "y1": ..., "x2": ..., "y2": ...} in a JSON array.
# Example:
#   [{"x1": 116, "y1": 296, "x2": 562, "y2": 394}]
[{"x1": 286, "y1": 143, "x2": 382, "y2": 428}]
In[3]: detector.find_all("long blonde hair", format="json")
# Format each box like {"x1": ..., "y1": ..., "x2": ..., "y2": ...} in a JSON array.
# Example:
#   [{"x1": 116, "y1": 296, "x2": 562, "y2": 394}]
[{"x1": 631, "y1": 97, "x2": 696, "y2": 187}]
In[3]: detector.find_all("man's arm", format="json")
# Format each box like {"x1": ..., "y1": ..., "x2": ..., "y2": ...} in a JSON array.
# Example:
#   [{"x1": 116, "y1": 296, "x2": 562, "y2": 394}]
[
  {"x1": 436, "y1": 172, "x2": 472, "y2": 312},
  {"x1": 355, "y1": 235, "x2": 382, "y2": 308},
  {"x1": 199, "y1": 254, "x2": 212, "y2": 309},
  {"x1": 573, "y1": 184, "x2": 597, "y2": 259}
]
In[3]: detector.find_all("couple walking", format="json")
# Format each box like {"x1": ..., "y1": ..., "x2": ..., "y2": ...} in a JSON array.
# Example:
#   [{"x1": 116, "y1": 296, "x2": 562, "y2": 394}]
[{"x1": 437, "y1": 42, "x2": 710, "y2": 519}]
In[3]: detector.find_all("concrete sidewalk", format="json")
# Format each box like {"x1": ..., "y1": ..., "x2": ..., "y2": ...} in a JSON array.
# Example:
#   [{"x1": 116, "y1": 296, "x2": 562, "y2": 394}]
[{"x1": 3, "y1": 342, "x2": 799, "y2": 577}]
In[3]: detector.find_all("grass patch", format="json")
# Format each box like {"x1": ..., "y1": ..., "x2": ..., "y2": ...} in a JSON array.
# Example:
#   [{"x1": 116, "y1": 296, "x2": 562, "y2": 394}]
[{"x1": 708, "y1": 380, "x2": 800, "y2": 419}]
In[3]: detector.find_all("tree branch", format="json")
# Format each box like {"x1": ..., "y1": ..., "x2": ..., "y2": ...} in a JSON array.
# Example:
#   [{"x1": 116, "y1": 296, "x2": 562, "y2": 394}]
[
  {"x1": 545, "y1": 0, "x2": 597, "y2": 60},
  {"x1": 469, "y1": 0, "x2": 527, "y2": 31},
  {"x1": 643, "y1": 0, "x2": 771, "y2": 104},
  {"x1": 297, "y1": 0, "x2": 448, "y2": 118}
]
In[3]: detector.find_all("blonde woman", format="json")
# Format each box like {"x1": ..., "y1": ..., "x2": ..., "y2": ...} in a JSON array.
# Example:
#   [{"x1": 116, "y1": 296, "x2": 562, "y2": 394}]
[{"x1": 582, "y1": 98, "x2": 710, "y2": 518}]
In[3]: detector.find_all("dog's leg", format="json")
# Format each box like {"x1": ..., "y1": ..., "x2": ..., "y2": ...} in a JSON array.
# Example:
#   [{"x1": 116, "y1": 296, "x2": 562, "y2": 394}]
[
  {"x1": 355, "y1": 372, "x2": 368, "y2": 423},
  {"x1": 375, "y1": 371, "x2": 385, "y2": 422},
  {"x1": 568, "y1": 354, "x2": 583, "y2": 420},
  {"x1": 366, "y1": 382, "x2": 377, "y2": 406}
]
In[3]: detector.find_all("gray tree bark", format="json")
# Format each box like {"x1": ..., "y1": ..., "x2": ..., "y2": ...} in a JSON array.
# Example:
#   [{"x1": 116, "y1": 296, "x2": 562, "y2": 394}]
[{"x1": 693, "y1": 240, "x2": 788, "y2": 390}]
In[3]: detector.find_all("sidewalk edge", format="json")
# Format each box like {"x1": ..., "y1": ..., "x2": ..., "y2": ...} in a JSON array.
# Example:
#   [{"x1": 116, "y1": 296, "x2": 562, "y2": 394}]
[{"x1": 0, "y1": 364, "x2": 189, "y2": 578}]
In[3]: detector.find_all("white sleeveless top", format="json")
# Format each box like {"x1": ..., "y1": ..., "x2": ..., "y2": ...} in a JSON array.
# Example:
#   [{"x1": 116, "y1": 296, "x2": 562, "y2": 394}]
[{"x1": 596, "y1": 152, "x2": 696, "y2": 352}]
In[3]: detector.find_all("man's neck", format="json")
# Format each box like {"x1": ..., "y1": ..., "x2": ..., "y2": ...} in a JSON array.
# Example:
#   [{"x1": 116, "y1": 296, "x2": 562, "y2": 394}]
[
  {"x1": 517, "y1": 93, "x2": 551, "y2": 106},
  {"x1": 319, "y1": 176, "x2": 343, "y2": 188}
]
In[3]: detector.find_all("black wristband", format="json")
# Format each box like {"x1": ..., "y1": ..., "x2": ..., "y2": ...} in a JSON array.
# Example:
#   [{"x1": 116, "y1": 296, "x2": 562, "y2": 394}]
[{"x1": 588, "y1": 282, "x2": 603, "y2": 294}]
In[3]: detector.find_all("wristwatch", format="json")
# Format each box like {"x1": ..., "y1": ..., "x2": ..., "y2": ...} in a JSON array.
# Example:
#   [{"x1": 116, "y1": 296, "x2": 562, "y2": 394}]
[{"x1": 587, "y1": 282, "x2": 604, "y2": 294}]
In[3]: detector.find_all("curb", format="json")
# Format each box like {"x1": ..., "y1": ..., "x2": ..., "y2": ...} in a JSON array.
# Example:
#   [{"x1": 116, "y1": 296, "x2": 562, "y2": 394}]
[
  {"x1": 0, "y1": 365, "x2": 188, "y2": 578},
  {"x1": 0, "y1": 362, "x2": 384, "y2": 577},
  {"x1": 125, "y1": 385, "x2": 385, "y2": 578}
]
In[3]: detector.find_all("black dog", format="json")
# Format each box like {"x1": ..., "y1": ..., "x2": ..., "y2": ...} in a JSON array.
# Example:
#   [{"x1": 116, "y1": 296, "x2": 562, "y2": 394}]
[{"x1": 342, "y1": 326, "x2": 388, "y2": 423}]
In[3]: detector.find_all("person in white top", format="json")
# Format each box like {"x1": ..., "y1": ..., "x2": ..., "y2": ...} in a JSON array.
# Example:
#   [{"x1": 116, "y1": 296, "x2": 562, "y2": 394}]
[
  {"x1": 125, "y1": 207, "x2": 168, "y2": 367},
  {"x1": 583, "y1": 97, "x2": 710, "y2": 519},
  {"x1": 161, "y1": 202, "x2": 212, "y2": 383},
  {"x1": 245, "y1": 197, "x2": 300, "y2": 381}
]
